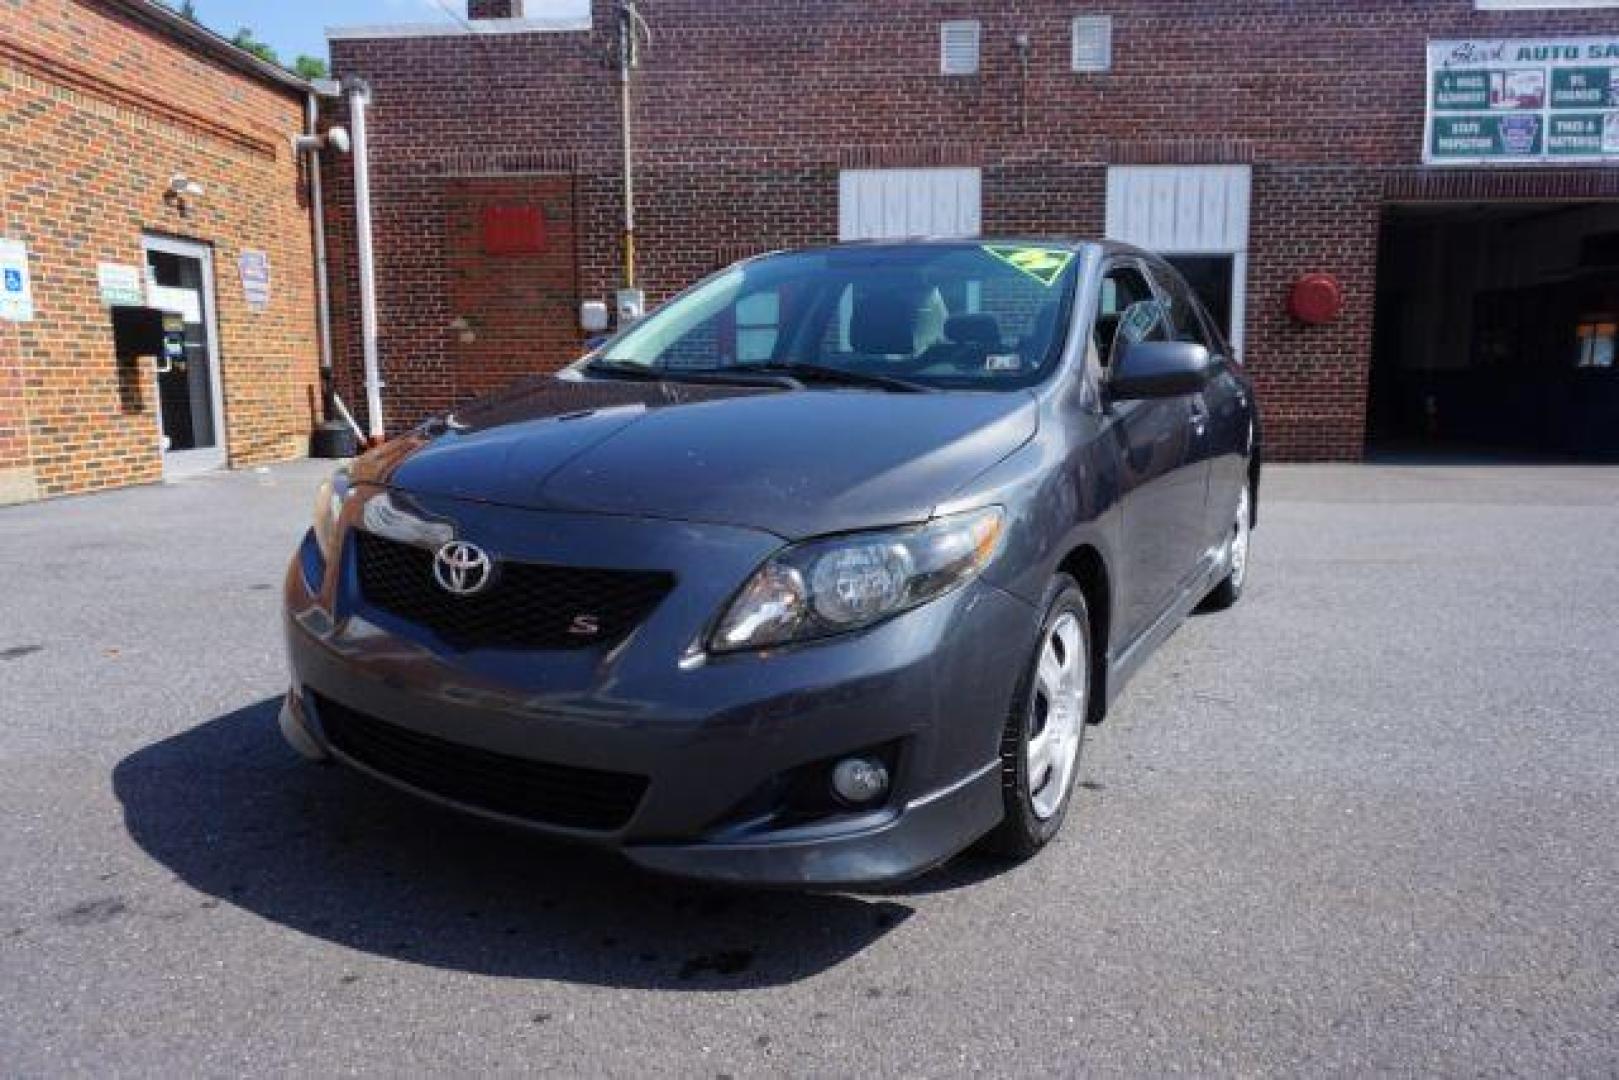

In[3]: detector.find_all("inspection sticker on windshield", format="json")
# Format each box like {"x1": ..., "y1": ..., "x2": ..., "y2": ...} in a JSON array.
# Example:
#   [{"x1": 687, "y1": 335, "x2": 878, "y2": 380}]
[{"x1": 981, "y1": 245, "x2": 1075, "y2": 287}]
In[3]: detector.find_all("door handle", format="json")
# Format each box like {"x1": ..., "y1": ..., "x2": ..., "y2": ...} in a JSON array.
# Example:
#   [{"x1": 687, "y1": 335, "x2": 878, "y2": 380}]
[{"x1": 1189, "y1": 402, "x2": 1209, "y2": 437}]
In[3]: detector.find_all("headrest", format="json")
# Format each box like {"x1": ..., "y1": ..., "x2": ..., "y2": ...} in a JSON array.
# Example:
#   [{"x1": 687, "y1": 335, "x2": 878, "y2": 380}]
[
  {"x1": 850, "y1": 286, "x2": 928, "y2": 356},
  {"x1": 945, "y1": 314, "x2": 1001, "y2": 347}
]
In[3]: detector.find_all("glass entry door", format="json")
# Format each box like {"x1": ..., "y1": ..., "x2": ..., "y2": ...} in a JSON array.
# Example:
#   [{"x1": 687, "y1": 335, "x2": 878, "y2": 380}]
[{"x1": 142, "y1": 236, "x2": 225, "y2": 476}]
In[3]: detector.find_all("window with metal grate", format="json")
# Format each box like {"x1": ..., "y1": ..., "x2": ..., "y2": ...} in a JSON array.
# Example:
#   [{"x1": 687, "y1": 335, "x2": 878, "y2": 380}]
[
  {"x1": 940, "y1": 20, "x2": 981, "y2": 76},
  {"x1": 1072, "y1": 16, "x2": 1112, "y2": 73}
]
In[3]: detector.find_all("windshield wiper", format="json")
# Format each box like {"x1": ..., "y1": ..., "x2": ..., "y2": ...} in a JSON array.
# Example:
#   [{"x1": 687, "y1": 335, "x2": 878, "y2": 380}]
[
  {"x1": 583, "y1": 359, "x2": 802, "y2": 390},
  {"x1": 748, "y1": 362, "x2": 935, "y2": 393}
]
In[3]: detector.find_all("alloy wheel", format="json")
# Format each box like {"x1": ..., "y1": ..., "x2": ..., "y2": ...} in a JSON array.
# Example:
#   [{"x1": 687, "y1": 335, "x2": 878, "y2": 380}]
[
  {"x1": 1230, "y1": 485, "x2": 1251, "y2": 590},
  {"x1": 1026, "y1": 611, "x2": 1086, "y2": 820}
]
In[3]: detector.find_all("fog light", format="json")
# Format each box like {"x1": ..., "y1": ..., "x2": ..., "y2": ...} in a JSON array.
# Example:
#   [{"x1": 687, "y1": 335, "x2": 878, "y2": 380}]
[{"x1": 831, "y1": 757, "x2": 890, "y2": 806}]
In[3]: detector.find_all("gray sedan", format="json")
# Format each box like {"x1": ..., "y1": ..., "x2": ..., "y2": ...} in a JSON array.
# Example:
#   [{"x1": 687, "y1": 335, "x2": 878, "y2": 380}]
[{"x1": 280, "y1": 240, "x2": 1260, "y2": 887}]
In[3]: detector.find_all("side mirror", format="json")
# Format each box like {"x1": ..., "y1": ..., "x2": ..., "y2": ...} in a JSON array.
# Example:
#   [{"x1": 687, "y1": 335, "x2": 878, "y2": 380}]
[
  {"x1": 579, "y1": 300, "x2": 610, "y2": 334},
  {"x1": 1109, "y1": 341, "x2": 1212, "y2": 400}
]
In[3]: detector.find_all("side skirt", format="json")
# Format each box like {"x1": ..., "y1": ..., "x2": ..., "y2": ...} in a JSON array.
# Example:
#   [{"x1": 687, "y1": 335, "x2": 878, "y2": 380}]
[{"x1": 1103, "y1": 552, "x2": 1225, "y2": 710}]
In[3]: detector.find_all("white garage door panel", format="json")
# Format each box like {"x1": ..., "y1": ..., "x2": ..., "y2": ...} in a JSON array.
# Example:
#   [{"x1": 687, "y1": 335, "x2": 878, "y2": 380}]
[
  {"x1": 839, "y1": 168, "x2": 982, "y2": 241},
  {"x1": 1106, "y1": 166, "x2": 1251, "y2": 253}
]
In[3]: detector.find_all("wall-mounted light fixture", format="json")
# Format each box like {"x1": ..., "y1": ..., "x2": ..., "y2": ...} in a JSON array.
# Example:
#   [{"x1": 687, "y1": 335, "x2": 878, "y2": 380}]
[
  {"x1": 165, "y1": 173, "x2": 205, "y2": 216},
  {"x1": 293, "y1": 126, "x2": 351, "y2": 156}
]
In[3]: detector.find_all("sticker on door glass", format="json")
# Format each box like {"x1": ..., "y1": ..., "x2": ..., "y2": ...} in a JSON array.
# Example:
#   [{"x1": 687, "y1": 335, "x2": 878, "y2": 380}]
[
  {"x1": 981, "y1": 245, "x2": 1076, "y2": 287},
  {"x1": 1118, "y1": 300, "x2": 1164, "y2": 344}
]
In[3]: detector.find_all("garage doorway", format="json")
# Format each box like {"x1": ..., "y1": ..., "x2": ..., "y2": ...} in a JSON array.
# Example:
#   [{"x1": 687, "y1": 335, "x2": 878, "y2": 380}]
[{"x1": 1368, "y1": 202, "x2": 1619, "y2": 459}]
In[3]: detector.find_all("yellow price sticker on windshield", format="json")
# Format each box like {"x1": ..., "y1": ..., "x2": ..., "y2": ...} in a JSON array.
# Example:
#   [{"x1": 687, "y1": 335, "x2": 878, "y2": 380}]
[{"x1": 981, "y1": 245, "x2": 1076, "y2": 287}]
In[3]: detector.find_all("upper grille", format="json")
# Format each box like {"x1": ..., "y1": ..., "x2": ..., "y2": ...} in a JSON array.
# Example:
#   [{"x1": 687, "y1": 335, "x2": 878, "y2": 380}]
[
  {"x1": 353, "y1": 531, "x2": 674, "y2": 652},
  {"x1": 313, "y1": 693, "x2": 648, "y2": 831}
]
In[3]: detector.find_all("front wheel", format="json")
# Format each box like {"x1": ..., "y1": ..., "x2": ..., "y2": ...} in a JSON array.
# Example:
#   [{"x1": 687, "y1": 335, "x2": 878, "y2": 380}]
[{"x1": 978, "y1": 576, "x2": 1092, "y2": 860}]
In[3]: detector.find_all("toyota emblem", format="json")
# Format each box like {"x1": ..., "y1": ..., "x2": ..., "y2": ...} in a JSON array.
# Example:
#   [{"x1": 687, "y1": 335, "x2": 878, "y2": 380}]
[{"x1": 433, "y1": 540, "x2": 494, "y2": 596}]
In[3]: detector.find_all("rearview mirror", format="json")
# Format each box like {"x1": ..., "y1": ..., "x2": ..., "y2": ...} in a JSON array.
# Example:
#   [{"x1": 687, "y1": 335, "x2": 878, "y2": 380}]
[{"x1": 1109, "y1": 341, "x2": 1212, "y2": 400}]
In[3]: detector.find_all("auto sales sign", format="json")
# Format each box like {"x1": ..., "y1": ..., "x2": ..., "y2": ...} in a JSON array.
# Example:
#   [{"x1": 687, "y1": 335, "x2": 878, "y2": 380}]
[{"x1": 1427, "y1": 37, "x2": 1619, "y2": 165}]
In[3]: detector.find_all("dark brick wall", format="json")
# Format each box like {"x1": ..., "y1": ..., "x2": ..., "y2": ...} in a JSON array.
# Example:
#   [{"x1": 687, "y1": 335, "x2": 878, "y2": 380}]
[{"x1": 326, "y1": 0, "x2": 1619, "y2": 458}]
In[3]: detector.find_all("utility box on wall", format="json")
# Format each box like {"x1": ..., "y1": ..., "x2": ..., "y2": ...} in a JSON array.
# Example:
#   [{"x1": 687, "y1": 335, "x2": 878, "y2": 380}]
[{"x1": 110, "y1": 305, "x2": 166, "y2": 360}]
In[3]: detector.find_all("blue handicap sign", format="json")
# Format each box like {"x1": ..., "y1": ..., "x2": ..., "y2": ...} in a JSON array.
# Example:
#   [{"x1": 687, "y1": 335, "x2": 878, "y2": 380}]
[{"x1": 3, "y1": 269, "x2": 20, "y2": 293}]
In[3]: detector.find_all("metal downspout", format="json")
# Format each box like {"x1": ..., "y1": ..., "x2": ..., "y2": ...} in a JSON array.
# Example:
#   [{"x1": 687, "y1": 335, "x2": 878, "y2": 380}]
[
  {"x1": 305, "y1": 92, "x2": 336, "y2": 386},
  {"x1": 346, "y1": 77, "x2": 385, "y2": 442}
]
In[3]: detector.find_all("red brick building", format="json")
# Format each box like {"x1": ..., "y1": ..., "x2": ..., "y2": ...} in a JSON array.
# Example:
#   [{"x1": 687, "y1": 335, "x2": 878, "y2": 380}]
[
  {"x1": 323, "y1": 0, "x2": 1619, "y2": 461},
  {"x1": 2, "y1": 0, "x2": 324, "y2": 502}
]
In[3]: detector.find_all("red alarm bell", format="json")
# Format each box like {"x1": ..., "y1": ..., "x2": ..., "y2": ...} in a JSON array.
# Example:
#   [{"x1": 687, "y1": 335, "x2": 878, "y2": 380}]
[{"x1": 1288, "y1": 273, "x2": 1343, "y2": 325}]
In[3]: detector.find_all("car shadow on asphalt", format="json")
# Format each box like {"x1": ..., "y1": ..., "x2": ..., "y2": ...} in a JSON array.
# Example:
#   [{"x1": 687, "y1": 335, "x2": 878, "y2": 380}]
[{"x1": 111, "y1": 698, "x2": 916, "y2": 989}]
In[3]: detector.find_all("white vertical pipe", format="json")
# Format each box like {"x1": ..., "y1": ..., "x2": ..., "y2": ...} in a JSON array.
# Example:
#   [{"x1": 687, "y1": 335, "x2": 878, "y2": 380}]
[
  {"x1": 304, "y1": 93, "x2": 335, "y2": 378},
  {"x1": 618, "y1": 0, "x2": 636, "y2": 291},
  {"x1": 347, "y1": 80, "x2": 384, "y2": 441}
]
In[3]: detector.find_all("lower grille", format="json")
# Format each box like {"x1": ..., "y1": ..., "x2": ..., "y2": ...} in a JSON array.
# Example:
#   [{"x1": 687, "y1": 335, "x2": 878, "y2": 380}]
[{"x1": 313, "y1": 694, "x2": 649, "y2": 831}]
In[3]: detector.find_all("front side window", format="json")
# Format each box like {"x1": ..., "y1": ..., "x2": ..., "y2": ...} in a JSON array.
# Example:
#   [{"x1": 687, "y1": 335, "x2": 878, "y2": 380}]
[
  {"x1": 598, "y1": 244, "x2": 1081, "y2": 390},
  {"x1": 1095, "y1": 262, "x2": 1165, "y2": 367}
]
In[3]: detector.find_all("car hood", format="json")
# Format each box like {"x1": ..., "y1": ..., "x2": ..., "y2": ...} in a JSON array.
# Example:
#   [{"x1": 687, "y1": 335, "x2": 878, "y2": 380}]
[{"x1": 355, "y1": 376, "x2": 1039, "y2": 539}]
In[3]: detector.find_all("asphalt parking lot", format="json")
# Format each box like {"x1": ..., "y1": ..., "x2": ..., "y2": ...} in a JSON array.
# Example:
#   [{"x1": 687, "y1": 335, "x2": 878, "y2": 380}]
[{"x1": 2, "y1": 460, "x2": 1616, "y2": 1074}]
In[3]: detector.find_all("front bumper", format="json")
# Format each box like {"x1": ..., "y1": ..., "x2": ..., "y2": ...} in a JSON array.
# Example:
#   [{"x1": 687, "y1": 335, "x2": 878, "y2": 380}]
[{"x1": 282, "y1": 490, "x2": 1037, "y2": 887}]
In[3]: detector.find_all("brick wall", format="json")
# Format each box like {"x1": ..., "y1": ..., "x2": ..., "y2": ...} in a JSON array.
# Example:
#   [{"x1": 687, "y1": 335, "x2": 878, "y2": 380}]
[
  {"x1": 326, "y1": 0, "x2": 1619, "y2": 459},
  {"x1": 444, "y1": 174, "x2": 580, "y2": 404},
  {"x1": 1, "y1": 0, "x2": 320, "y2": 501}
]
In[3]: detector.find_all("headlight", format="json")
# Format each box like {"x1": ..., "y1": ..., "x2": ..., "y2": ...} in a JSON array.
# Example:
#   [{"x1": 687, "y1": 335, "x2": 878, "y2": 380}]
[
  {"x1": 311, "y1": 467, "x2": 352, "y2": 558},
  {"x1": 710, "y1": 506, "x2": 1005, "y2": 653}
]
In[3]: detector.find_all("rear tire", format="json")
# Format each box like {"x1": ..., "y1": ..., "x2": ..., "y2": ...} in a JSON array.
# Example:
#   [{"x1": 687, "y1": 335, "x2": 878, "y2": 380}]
[
  {"x1": 978, "y1": 575, "x2": 1092, "y2": 860},
  {"x1": 1204, "y1": 481, "x2": 1252, "y2": 611}
]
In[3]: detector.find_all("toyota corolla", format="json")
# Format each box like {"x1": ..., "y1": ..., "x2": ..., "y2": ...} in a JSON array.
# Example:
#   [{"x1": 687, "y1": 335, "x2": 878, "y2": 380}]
[{"x1": 280, "y1": 240, "x2": 1260, "y2": 887}]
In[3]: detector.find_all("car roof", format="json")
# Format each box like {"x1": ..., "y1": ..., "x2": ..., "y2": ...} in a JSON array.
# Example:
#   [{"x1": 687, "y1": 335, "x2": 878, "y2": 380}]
[{"x1": 752, "y1": 237, "x2": 1156, "y2": 260}]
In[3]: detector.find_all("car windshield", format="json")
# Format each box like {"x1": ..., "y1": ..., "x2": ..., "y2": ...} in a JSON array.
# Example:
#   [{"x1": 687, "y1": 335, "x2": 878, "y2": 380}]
[{"x1": 594, "y1": 243, "x2": 1081, "y2": 391}]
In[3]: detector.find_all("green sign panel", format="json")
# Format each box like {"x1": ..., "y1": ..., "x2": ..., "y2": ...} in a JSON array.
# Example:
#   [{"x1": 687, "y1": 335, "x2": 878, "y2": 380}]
[
  {"x1": 1547, "y1": 113, "x2": 1619, "y2": 156},
  {"x1": 1550, "y1": 66, "x2": 1618, "y2": 108},
  {"x1": 1433, "y1": 70, "x2": 1490, "y2": 110},
  {"x1": 1427, "y1": 38, "x2": 1619, "y2": 164},
  {"x1": 1431, "y1": 115, "x2": 1544, "y2": 158}
]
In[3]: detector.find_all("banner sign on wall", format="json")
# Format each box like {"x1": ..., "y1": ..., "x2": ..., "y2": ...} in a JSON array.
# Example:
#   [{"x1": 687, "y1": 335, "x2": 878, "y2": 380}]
[
  {"x1": 96, "y1": 263, "x2": 145, "y2": 307},
  {"x1": 1426, "y1": 37, "x2": 1619, "y2": 165},
  {"x1": 1, "y1": 238, "x2": 34, "y2": 322},
  {"x1": 237, "y1": 250, "x2": 271, "y2": 311}
]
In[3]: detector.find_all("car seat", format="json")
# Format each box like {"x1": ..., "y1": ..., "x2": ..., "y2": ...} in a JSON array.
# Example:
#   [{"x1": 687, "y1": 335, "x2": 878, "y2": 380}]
[{"x1": 849, "y1": 284, "x2": 947, "y2": 357}]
